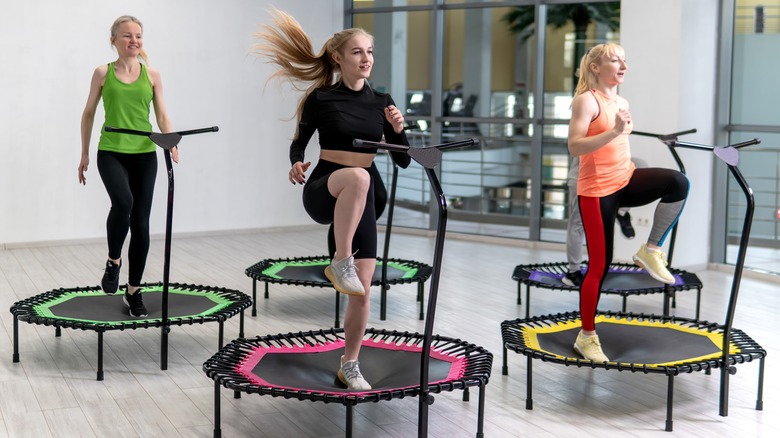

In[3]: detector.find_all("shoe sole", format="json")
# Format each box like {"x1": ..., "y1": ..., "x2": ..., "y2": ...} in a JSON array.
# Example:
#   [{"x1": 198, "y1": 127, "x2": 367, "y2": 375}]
[
  {"x1": 324, "y1": 267, "x2": 366, "y2": 296},
  {"x1": 122, "y1": 295, "x2": 148, "y2": 318},
  {"x1": 561, "y1": 278, "x2": 578, "y2": 288},
  {"x1": 632, "y1": 256, "x2": 675, "y2": 284}
]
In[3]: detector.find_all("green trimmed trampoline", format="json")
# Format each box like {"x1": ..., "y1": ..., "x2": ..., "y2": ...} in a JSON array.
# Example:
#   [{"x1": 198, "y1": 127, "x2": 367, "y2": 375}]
[
  {"x1": 245, "y1": 162, "x2": 432, "y2": 328},
  {"x1": 11, "y1": 283, "x2": 251, "y2": 380},
  {"x1": 8, "y1": 127, "x2": 251, "y2": 381},
  {"x1": 501, "y1": 135, "x2": 768, "y2": 432},
  {"x1": 246, "y1": 256, "x2": 431, "y2": 327}
]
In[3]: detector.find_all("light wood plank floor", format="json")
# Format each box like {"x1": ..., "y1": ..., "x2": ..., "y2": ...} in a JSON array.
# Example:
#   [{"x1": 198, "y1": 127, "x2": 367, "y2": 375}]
[{"x1": 1, "y1": 227, "x2": 778, "y2": 437}]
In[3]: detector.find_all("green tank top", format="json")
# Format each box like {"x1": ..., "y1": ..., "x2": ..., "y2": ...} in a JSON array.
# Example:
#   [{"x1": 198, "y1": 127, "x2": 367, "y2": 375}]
[{"x1": 98, "y1": 62, "x2": 156, "y2": 153}]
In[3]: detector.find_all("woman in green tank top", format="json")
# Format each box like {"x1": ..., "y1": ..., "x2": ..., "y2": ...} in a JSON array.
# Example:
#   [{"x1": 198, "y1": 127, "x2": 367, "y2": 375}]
[{"x1": 78, "y1": 15, "x2": 177, "y2": 318}]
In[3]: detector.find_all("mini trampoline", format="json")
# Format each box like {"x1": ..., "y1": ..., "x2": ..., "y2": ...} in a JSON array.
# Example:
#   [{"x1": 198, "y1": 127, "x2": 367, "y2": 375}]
[
  {"x1": 512, "y1": 261, "x2": 702, "y2": 318},
  {"x1": 501, "y1": 134, "x2": 768, "y2": 431},
  {"x1": 10, "y1": 127, "x2": 252, "y2": 380},
  {"x1": 205, "y1": 138, "x2": 493, "y2": 438},
  {"x1": 245, "y1": 163, "x2": 432, "y2": 327},
  {"x1": 246, "y1": 256, "x2": 431, "y2": 327},
  {"x1": 11, "y1": 282, "x2": 251, "y2": 380}
]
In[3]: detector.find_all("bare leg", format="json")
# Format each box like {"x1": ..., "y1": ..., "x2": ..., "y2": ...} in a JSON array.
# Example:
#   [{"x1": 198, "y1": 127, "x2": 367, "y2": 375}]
[
  {"x1": 343, "y1": 258, "x2": 374, "y2": 362},
  {"x1": 327, "y1": 168, "x2": 370, "y2": 260}
]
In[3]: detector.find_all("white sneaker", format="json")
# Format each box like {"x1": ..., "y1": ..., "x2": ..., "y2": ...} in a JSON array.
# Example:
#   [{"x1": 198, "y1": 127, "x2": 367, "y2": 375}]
[
  {"x1": 325, "y1": 255, "x2": 365, "y2": 296},
  {"x1": 337, "y1": 355, "x2": 371, "y2": 391},
  {"x1": 573, "y1": 331, "x2": 609, "y2": 363}
]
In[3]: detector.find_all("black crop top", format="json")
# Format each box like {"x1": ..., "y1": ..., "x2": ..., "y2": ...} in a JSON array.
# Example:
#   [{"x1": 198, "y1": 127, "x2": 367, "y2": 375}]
[{"x1": 289, "y1": 82, "x2": 411, "y2": 168}]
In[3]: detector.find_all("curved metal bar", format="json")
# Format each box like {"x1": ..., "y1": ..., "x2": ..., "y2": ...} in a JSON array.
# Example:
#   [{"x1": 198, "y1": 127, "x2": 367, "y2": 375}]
[{"x1": 103, "y1": 125, "x2": 219, "y2": 370}]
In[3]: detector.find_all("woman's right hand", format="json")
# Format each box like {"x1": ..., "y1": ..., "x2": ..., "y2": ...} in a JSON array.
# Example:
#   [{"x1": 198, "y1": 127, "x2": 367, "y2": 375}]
[
  {"x1": 289, "y1": 161, "x2": 311, "y2": 185},
  {"x1": 78, "y1": 156, "x2": 89, "y2": 185},
  {"x1": 614, "y1": 108, "x2": 632, "y2": 135}
]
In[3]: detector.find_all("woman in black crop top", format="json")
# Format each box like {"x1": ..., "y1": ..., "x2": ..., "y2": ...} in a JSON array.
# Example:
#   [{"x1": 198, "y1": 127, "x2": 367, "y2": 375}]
[{"x1": 256, "y1": 10, "x2": 410, "y2": 391}]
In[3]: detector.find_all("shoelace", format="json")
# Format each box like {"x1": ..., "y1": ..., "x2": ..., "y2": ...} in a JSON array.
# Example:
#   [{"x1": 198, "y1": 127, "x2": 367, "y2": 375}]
[
  {"x1": 342, "y1": 361, "x2": 364, "y2": 382},
  {"x1": 339, "y1": 262, "x2": 359, "y2": 279},
  {"x1": 649, "y1": 250, "x2": 668, "y2": 266}
]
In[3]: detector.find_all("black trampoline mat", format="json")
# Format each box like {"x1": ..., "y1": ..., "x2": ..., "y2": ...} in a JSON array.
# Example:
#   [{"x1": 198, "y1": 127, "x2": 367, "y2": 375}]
[
  {"x1": 533, "y1": 320, "x2": 724, "y2": 365},
  {"x1": 44, "y1": 290, "x2": 226, "y2": 323},
  {"x1": 275, "y1": 264, "x2": 412, "y2": 283},
  {"x1": 243, "y1": 342, "x2": 457, "y2": 393}
]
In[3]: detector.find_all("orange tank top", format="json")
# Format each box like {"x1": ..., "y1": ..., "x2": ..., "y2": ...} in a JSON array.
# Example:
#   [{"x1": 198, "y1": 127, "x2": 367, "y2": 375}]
[{"x1": 577, "y1": 89, "x2": 634, "y2": 197}]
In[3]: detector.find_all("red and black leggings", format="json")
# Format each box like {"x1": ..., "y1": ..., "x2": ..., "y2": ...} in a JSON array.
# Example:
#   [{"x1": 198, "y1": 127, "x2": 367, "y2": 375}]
[{"x1": 579, "y1": 167, "x2": 688, "y2": 331}]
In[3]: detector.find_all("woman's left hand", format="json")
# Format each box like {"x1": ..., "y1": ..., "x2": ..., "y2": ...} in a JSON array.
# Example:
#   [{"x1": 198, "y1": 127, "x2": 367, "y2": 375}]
[
  {"x1": 384, "y1": 105, "x2": 405, "y2": 134},
  {"x1": 171, "y1": 146, "x2": 179, "y2": 163}
]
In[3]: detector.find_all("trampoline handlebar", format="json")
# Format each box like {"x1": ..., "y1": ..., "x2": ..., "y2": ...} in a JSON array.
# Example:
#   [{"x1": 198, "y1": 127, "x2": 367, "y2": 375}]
[
  {"x1": 353, "y1": 137, "x2": 479, "y2": 152},
  {"x1": 105, "y1": 126, "x2": 219, "y2": 137},
  {"x1": 632, "y1": 128, "x2": 697, "y2": 142},
  {"x1": 672, "y1": 138, "x2": 760, "y2": 151}
]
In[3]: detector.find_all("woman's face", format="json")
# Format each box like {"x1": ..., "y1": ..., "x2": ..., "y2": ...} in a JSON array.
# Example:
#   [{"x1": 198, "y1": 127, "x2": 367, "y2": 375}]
[
  {"x1": 112, "y1": 21, "x2": 143, "y2": 58},
  {"x1": 592, "y1": 50, "x2": 627, "y2": 86},
  {"x1": 334, "y1": 34, "x2": 373, "y2": 83}
]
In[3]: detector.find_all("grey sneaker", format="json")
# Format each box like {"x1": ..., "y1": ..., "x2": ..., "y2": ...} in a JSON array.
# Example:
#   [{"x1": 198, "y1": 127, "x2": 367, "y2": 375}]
[
  {"x1": 325, "y1": 255, "x2": 365, "y2": 296},
  {"x1": 337, "y1": 355, "x2": 371, "y2": 391}
]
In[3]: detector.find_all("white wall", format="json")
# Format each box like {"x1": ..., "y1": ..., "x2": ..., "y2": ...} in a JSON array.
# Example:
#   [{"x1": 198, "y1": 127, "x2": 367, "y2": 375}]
[
  {"x1": 0, "y1": 0, "x2": 342, "y2": 246},
  {"x1": 617, "y1": 0, "x2": 719, "y2": 269}
]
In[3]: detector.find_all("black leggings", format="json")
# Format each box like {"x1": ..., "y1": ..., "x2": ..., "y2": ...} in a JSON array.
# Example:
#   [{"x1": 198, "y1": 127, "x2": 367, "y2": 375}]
[
  {"x1": 303, "y1": 160, "x2": 386, "y2": 260},
  {"x1": 97, "y1": 150, "x2": 157, "y2": 286}
]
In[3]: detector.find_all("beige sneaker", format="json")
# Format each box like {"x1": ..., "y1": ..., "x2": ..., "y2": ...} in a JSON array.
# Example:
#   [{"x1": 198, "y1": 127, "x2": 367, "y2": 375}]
[
  {"x1": 337, "y1": 355, "x2": 371, "y2": 391},
  {"x1": 632, "y1": 243, "x2": 675, "y2": 284},
  {"x1": 573, "y1": 331, "x2": 609, "y2": 363},
  {"x1": 325, "y1": 255, "x2": 366, "y2": 296}
]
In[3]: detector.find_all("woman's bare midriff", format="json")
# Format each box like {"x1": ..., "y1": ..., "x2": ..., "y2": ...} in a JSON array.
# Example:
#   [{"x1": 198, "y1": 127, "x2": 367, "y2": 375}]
[{"x1": 320, "y1": 150, "x2": 376, "y2": 168}]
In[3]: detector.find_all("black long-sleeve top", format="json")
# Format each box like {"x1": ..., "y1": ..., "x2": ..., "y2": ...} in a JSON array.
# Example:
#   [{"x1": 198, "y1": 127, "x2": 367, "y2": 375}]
[{"x1": 289, "y1": 82, "x2": 411, "y2": 168}]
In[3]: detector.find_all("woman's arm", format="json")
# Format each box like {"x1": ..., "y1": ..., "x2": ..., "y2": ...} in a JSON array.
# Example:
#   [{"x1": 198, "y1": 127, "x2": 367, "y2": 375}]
[
  {"x1": 568, "y1": 92, "x2": 631, "y2": 156},
  {"x1": 148, "y1": 67, "x2": 177, "y2": 162},
  {"x1": 78, "y1": 65, "x2": 107, "y2": 185}
]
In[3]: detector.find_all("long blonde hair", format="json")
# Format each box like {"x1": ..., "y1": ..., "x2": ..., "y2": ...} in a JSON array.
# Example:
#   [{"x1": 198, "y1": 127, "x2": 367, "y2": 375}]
[
  {"x1": 574, "y1": 43, "x2": 624, "y2": 96},
  {"x1": 253, "y1": 10, "x2": 374, "y2": 136},
  {"x1": 110, "y1": 15, "x2": 149, "y2": 64}
]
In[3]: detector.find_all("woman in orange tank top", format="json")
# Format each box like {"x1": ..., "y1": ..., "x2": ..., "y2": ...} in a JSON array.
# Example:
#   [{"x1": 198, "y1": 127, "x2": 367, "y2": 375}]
[{"x1": 567, "y1": 44, "x2": 689, "y2": 363}]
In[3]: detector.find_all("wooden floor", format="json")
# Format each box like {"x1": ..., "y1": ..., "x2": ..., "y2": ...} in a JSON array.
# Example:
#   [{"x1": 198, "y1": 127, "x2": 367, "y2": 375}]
[{"x1": 1, "y1": 227, "x2": 777, "y2": 437}]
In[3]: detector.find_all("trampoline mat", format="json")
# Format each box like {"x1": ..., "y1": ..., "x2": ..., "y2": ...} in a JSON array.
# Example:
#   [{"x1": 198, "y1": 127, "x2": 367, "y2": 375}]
[
  {"x1": 529, "y1": 267, "x2": 683, "y2": 289},
  {"x1": 265, "y1": 261, "x2": 417, "y2": 283},
  {"x1": 238, "y1": 338, "x2": 464, "y2": 394},
  {"x1": 40, "y1": 286, "x2": 234, "y2": 324},
  {"x1": 528, "y1": 317, "x2": 730, "y2": 366}
]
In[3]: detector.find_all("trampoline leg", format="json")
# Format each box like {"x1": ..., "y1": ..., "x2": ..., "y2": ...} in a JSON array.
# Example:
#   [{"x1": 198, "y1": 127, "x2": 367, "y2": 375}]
[
  {"x1": 218, "y1": 321, "x2": 224, "y2": 349},
  {"x1": 345, "y1": 404, "x2": 353, "y2": 438},
  {"x1": 695, "y1": 287, "x2": 702, "y2": 320},
  {"x1": 264, "y1": 281, "x2": 269, "y2": 299},
  {"x1": 662, "y1": 286, "x2": 671, "y2": 317},
  {"x1": 621, "y1": 296, "x2": 627, "y2": 313},
  {"x1": 97, "y1": 331, "x2": 104, "y2": 381},
  {"x1": 251, "y1": 280, "x2": 257, "y2": 317},
  {"x1": 380, "y1": 283, "x2": 387, "y2": 321},
  {"x1": 525, "y1": 355, "x2": 533, "y2": 410},
  {"x1": 12, "y1": 317, "x2": 19, "y2": 363},
  {"x1": 665, "y1": 375, "x2": 674, "y2": 432},
  {"x1": 234, "y1": 390, "x2": 241, "y2": 399},
  {"x1": 524, "y1": 285, "x2": 530, "y2": 319},
  {"x1": 516, "y1": 281, "x2": 521, "y2": 306},
  {"x1": 418, "y1": 282, "x2": 425, "y2": 320},
  {"x1": 502, "y1": 346, "x2": 508, "y2": 376},
  {"x1": 334, "y1": 292, "x2": 341, "y2": 329},
  {"x1": 55, "y1": 327, "x2": 62, "y2": 337},
  {"x1": 720, "y1": 366, "x2": 731, "y2": 417},
  {"x1": 462, "y1": 387, "x2": 470, "y2": 402},
  {"x1": 214, "y1": 380, "x2": 222, "y2": 438},
  {"x1": 756, "y1": 357, "x2": 765, "y2": 410},
  {"x1": 475, "y1": 383, "x2": 486, "y2": 438},
  {"x1": 239, "y1": 309, "x2": 245, "y2": 338}
]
